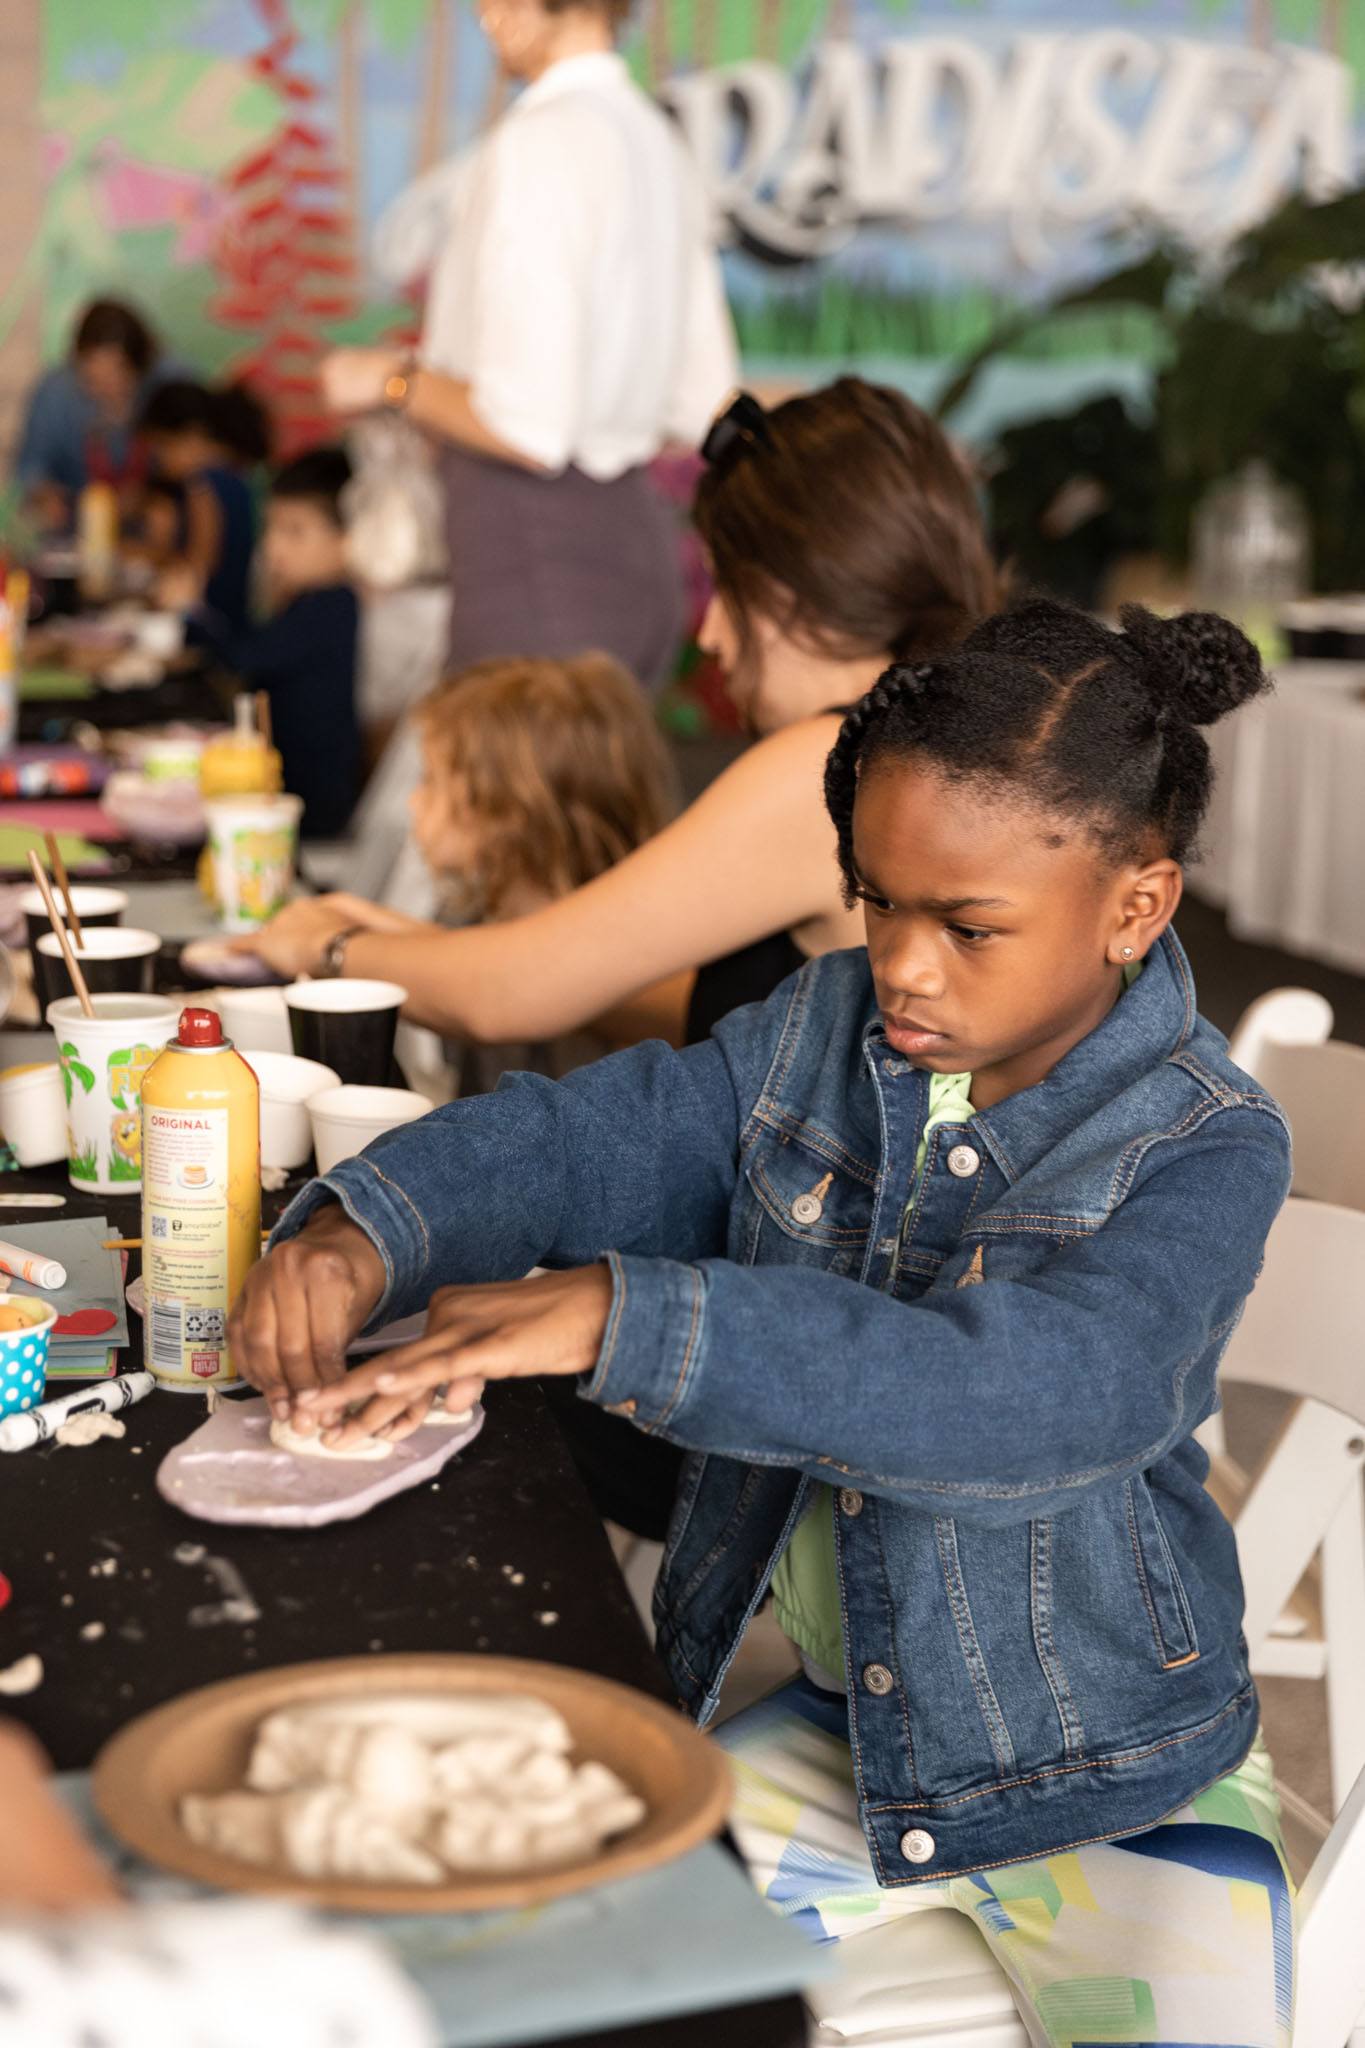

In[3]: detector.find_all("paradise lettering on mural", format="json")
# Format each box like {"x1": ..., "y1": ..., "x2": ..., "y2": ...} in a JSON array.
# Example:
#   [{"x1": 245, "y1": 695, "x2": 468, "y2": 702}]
[{"x1": 666, "y1": 33, "x2": 1354, "y2": 269}]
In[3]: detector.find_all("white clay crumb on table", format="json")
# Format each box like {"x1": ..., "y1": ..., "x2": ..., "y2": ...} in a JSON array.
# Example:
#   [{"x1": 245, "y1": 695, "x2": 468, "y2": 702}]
[
  {"x1": 55, "y1": 1413, "x2": 126, "y2": 1448},
  {"x1": 0, "y1": 1654, "x2": 43, "y2": 1696}
]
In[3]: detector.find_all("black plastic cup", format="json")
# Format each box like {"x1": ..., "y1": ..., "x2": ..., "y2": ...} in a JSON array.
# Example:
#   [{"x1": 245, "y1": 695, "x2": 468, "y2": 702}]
[
  {"x1": 35, "y1": 928, "x2": 161, "y2": 1007},
  {"x1": 283, "y1": 979, "x2": 409, "y2": 1088},
  {"x1": 21, "y1": 886, "x2": 129, "y2": 1015}
]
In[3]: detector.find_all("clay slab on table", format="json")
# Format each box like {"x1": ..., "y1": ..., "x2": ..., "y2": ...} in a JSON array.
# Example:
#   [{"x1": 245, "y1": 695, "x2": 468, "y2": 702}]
[{"x1": 157, "y1": 1396, "x2": 485, "y2": 1528}]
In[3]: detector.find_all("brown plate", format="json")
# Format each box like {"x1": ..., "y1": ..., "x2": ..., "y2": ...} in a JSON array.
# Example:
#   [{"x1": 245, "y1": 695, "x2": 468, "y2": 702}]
[{"x1": 91, "y1": 1653, "x2": 733, "y2": 1913}]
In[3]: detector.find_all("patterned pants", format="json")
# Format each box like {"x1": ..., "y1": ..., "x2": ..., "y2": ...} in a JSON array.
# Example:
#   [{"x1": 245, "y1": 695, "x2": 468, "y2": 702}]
[{"x1": 715, "y1": 1678, "x2": 1295, "y2": 2047}]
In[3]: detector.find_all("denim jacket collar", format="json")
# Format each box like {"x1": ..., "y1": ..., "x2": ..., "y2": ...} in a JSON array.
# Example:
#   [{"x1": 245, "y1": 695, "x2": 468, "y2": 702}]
[{"x1": 862, "y1": 928, "x2": 1199, "y2": 1188}]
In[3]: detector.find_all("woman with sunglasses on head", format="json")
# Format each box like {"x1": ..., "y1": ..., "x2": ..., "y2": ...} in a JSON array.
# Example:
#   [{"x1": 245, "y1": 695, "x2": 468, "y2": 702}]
[
  {"x1": 241, "y1": 381, "x2": 998, "y2": 1051},
  {"x1": 235, "y1": 379, "x2": 998, "y2": 1537},
  {"x1": 320, "y1": 0, "x2": 735, "y2": 688}
]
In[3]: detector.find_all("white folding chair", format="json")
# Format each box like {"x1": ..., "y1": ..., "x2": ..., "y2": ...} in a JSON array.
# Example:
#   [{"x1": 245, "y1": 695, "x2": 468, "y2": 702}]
[
  {"x1": 804, "y1": 1197, "x2": 1365, "y2": 2048},
  {"x1": 1200, "y1": 988, "x2": 1333, "y2": 1467},
  {"x1": 1227, "y1": 986, "x2": 1334, "y2": 1081},
  {"x1": 1253, "y1": 1039, "x2": 1365, "y2": 1211}
]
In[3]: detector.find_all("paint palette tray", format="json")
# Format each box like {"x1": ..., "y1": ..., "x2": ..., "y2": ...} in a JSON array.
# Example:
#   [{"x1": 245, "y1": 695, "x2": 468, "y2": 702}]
[{"x1": 157, "y1": 1395, "x2": 485, "y2": 1528}]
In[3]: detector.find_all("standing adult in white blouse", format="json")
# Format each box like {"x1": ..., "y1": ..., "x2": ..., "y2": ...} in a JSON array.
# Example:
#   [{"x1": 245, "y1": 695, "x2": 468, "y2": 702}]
[{"x1": 323, "y1": 0, "x2": 737, "y2": 688}]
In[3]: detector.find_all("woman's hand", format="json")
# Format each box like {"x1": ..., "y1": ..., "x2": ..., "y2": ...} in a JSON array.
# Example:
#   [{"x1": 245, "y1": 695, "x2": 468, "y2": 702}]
[
  {"x1": 230, "y1": 894, "x2": 423, "y2": 978},
  {"x1": 321, "y1": 348, "x2": 404, "y2": 417},
  {"x1": 229, "y1": 896, "x2": 363, "y2": 978},
  {"x1": 0, "y1": 1721, "x2": 122, "y2": 1911},
  {"x1": 296, "y1": 1267, "x2": 614, "y2": 1449},
  {"x1": 228, "y1": 1207, "x2": 389, "y2": 1420}
]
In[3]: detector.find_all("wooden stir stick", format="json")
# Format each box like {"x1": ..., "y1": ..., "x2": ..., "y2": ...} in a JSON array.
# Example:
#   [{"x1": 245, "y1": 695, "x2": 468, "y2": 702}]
[
  {"x1": 26, "y1": 851, "x2": 95, "y2": 1018},
  {"x1": 44, "y1": 831, "x2": 84, "y2": 946},
  {"x1": 255, "y1": 688, "x2": 272, "y2": 751}
]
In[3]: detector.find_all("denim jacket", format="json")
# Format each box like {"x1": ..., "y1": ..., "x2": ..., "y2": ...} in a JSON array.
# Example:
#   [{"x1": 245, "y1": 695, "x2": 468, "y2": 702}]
[{"x1": 277, "y1": 929, "x2": 1291, "y2": 1882}]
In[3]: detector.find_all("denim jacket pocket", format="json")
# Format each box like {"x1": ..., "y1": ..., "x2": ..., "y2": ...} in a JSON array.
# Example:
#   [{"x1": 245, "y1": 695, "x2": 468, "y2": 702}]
[
  {"x1": 1125, "y1": 1474, "x2": 1201, "y2": 1670},
  {"x1": 737, "y1": 1130, "x2": 874, "y2": 1278}
]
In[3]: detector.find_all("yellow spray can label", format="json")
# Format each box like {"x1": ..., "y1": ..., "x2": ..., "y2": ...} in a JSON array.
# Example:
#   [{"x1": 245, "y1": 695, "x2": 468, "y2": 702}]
[{"x1": 141, "y1": 1009, "x2": 261, "y2": 1389}]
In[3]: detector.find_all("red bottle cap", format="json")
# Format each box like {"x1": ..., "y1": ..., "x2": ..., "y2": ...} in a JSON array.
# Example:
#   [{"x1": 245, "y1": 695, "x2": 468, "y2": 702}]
[{"x1": 178, "y1": 1007, "x2": 224, "y2": 1047}]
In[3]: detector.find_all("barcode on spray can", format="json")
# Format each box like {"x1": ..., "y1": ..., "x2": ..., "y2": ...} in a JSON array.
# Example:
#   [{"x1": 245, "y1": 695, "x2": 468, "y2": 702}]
[{"x1": 150, "y1": 1301, "x2": 184, "y2": 1371}]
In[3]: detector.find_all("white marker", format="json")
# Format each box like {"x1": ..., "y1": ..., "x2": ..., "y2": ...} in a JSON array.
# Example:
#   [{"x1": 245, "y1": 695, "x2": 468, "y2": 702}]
[
  {"x1": 0, "y1": 1237, "x2": 66, "y2": 1290},
  {"x1": 0, "y1": 1371, "x2": 154, "y2": 1452}
]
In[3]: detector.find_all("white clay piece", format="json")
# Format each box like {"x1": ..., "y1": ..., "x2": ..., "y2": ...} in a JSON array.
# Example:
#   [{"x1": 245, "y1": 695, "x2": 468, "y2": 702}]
[
  {"x1": 269, "y1": 1417, "x2": 394, "y2": 1463},
  {"x1": 54, "y1": 1413, "x2": 127, "y2": 1448},
  {"x1": 180, "y1": 1692, "x2": 646, "y2": 1884},
  {"x1": 0, "y1": 1654, "x2": 43, "y2": 1696}
]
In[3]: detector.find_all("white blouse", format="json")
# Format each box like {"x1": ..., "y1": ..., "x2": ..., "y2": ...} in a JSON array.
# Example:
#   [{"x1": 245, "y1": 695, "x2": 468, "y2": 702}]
[{"x1": 421, "y1": 52, "x2": 738, "y2": 481}]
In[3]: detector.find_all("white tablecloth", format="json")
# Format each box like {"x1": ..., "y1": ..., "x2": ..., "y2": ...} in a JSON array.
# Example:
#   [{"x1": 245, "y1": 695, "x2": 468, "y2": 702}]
[{"x1": 1190, "y1": 661, "x2": 1365, "y2": 975}]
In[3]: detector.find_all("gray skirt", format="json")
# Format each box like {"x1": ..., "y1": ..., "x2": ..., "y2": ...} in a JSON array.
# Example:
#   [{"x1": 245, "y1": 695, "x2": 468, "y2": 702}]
[{"x1": 440, "y1": 444, "x2": 687, "y2": 690}]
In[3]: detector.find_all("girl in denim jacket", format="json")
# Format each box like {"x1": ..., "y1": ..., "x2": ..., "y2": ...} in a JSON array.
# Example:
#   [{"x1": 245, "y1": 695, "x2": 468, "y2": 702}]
[{"x1": 242, "y1": 599, "x2": 1295, "y2": 2046}]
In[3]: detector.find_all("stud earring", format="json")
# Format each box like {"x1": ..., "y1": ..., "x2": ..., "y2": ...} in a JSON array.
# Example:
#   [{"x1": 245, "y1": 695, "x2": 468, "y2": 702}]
[{"x1": 1120, "y1": 946, "x2": 1135, "y2": 960}]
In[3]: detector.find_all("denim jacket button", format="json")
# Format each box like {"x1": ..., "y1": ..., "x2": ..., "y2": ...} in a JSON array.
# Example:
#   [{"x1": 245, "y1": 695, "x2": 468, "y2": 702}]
[
  {"x1": 790, "y1": 1192, "x2": 824, "y2": 1224},
  {"x1": 947, "y1": 1144, "x2": 981, "y2": 1178},
  {"x1": 863, "y1": 1663, "x2": 894, "y2": 1696},
  {"x1": 899, "y1": 1827, "x2": 936, "y2": 1864},
  {"x1": 838, "y1": 1488, "x2": 864, "y2": 1518}
]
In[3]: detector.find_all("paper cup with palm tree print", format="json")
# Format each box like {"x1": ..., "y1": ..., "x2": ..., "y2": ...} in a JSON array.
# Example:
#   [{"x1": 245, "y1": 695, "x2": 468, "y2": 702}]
[
  {"x1": 205, "y1": 794, "x2": 303, "y2": 932},
  {"x1": 47, "y1": 994, "x2": 180, "y2": 1194}
]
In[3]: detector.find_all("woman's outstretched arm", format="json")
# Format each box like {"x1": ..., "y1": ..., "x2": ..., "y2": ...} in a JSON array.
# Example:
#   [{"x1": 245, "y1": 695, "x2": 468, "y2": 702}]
[{"x1": 242, "y1": 715, "x2": 857, "y2": 1043}]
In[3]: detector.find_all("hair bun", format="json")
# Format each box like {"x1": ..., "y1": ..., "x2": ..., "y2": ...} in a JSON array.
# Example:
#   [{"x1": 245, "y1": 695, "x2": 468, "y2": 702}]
[{"x1": 1118, "y1": 603, "x2": 1269, "y2": 728}]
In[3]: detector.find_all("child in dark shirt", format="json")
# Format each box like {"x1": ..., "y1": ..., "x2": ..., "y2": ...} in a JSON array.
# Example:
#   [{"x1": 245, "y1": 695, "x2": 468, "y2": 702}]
[{"x1": 196, "y1": 448, "x2": 360, "y2": 839}]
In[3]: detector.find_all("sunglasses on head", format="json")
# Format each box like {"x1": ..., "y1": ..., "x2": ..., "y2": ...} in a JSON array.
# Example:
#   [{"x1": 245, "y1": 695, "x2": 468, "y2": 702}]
[{"x1": 701, "y1": 390, "x2": 774, "y2": 470}]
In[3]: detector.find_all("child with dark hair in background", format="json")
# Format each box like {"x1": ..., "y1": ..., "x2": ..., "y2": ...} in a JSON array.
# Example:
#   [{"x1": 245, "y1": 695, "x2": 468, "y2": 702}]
[
  {"x1": 139, "y1": 378, "x2": 270, "y2": 632},
  {"x1": 190, "y1": 447, "x2": 360, "y2": 838}
]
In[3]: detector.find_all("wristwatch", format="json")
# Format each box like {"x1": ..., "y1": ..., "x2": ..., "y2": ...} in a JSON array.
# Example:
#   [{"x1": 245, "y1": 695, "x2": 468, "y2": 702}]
[
  {"x1": 317, "y1": 925, "x2": 368, "y2": 978},
  {"x1": 382, "y1": 355, "x2": 417, "y2": 409}
]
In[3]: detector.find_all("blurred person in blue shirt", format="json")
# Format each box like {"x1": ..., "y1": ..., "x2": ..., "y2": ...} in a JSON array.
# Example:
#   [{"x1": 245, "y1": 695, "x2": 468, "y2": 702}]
[{"x1": 14, "y1": 299, "x2": 168, "y2": 530}]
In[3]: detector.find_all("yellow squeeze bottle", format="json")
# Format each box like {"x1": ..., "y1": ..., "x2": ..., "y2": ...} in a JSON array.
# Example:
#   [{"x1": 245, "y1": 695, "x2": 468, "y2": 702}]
[
  {"x1": 141, "y1": 1007, "x2": 261, "y2": 1390},
  {"x1": 199, "y1": 693, "x2": 283, "y2": 798},
  {"x1": 77, "y1": 481, "x2": 118, "y2": 602}
]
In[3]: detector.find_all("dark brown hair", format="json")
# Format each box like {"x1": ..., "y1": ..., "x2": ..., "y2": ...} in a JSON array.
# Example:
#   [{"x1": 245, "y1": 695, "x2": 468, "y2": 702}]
[
  {"x1": 73, "y1": 299, "x2": 157, "y2": 376},
  {"x1": 694, "y1": 376, "x2": 1000, "y2": 684},
  {"x1": 418, "y1": 652, "x2": 676, "y2": 910},
  {"x1": 825, "y1": 598, "x2": 1269, "y2": 885}
]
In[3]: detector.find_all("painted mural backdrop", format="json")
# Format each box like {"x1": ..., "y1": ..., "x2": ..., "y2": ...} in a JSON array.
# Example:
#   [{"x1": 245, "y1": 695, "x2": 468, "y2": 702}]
[{"x1": 26, "y1": 1, "x2": 1365, "y2": 449}]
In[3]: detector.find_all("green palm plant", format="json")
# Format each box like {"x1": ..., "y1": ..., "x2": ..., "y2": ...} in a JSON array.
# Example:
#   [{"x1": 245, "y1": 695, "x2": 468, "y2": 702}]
[{"x1": 940, "y1": 183, "x2": 1365, "y2": 592}]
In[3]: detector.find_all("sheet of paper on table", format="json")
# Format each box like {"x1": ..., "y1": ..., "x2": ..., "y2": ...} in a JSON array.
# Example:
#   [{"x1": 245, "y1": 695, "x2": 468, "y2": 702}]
[{"x1": 58, "y1": 1772, "x2": 824, "y2": 2046}]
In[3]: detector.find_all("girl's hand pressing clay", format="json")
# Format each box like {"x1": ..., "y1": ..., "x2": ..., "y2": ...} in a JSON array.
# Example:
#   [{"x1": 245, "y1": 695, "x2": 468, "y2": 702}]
[
  {"x1": 228, "y1": 1207, "x2": 389, "y2": 1422},
  {"x1": 298, "y1": 1267, "x2": 612, "y2": 1450}
]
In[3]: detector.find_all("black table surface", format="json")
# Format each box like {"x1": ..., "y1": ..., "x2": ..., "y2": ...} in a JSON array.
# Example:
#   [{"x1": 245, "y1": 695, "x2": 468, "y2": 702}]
[{"x1": 0, "y1": 1165, "x2": 806, "y2": 2048}]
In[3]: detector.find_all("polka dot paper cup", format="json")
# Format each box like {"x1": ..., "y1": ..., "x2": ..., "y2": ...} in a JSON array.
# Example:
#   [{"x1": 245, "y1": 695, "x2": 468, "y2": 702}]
[{"x1": 0, "y1": 1297, "x2": 58, "y2": 1417}]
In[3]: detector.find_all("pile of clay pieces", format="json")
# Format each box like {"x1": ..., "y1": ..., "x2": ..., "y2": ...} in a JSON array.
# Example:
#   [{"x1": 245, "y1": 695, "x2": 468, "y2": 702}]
[{"x1": 182, "y1": 1693, "x2": 647, "y2": 1882}]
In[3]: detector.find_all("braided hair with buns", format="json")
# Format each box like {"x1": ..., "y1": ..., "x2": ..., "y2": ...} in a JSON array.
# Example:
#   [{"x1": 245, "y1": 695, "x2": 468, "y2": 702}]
[{"x1": 824, "y1": 597, "x2": 1269, "y2": 896}]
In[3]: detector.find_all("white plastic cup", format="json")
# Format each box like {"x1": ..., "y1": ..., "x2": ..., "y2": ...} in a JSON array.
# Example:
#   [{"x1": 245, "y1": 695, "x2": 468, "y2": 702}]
[
  {"x1": 308, "y1": 1084, "x2": 431, "y2": 1177},
  {"x1": 205, "y1": 793, "x2": 303, "y2": 933},
  {"x1": 0, "y1": 1062, "x2": 68, "y2": 1167},
  {"x1": 209, "y1": 985, "x2": 293, "y2": 1056},
  {"x1": 46, "y1": 993, "x2": 180, "y2": 1193},
  {"x1": 243, "y1": 1051, "x2": 342, "y2": 1171}
]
